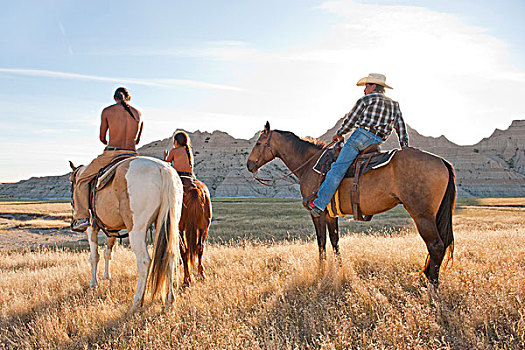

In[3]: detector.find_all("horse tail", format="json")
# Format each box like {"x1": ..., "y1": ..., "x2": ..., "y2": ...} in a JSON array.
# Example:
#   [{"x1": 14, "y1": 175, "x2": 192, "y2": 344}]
[
  {"x1": 148, "y1": 167, "x2": 181, "y2": 302},
  {"x1": 182, "y1": 185, "x2": 206, "y2": 270},
  {"x1": 436, "y1": 159, "x2": 456, "y2": 267}
]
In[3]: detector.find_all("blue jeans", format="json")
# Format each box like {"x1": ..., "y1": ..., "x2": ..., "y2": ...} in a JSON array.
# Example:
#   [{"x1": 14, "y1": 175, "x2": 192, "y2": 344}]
[{"x1": 313, "y1": 128, "x2": 383, "y2": 210}]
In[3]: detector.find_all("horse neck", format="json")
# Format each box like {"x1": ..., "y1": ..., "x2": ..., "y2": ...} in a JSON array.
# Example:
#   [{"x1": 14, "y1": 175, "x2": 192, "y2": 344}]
[{"x1": 272, "y1": 131, "x2": 320, "y2": 179}]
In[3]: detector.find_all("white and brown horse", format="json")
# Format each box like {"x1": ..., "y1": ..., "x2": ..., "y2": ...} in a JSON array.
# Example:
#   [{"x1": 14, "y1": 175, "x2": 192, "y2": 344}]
[{"x1": 69, "y1": 157, "x2": 183, "y2": 311}]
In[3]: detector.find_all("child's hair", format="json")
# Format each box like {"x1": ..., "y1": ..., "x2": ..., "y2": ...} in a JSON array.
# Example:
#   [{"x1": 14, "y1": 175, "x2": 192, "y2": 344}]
[
  {"x1": 173, "y1": 131, "x2": 194, "y2": 169},
  {"x1": 114, "y1": 87, "x2": 136, "y2": 120}
]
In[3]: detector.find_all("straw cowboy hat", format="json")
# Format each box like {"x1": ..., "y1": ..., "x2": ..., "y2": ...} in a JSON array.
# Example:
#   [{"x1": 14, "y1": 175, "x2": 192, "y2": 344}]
[{"x1": 356, "y1": 73, "x2": 393, "y2": 89}]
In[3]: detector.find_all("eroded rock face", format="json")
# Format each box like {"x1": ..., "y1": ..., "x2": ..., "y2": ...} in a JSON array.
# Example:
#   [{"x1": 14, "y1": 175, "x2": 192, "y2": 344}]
[
  {"x1": 0, "y1": 174, "x2": 71, "y2": 199},
  {"x1": 381, "y1": 122, "x2": 525, "y2": 197},
  {"x1": 1, "y1": 120, "x2": 524, "y2": 199},
  {"x1": 138, "y1": 130, "x2": 299, "y2": 197}
]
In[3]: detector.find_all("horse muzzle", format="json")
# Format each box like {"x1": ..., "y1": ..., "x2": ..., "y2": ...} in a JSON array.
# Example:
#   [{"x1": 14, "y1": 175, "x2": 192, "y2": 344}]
[{"x1": 246, "y1": 160, "x2": 258, "y2": 173}]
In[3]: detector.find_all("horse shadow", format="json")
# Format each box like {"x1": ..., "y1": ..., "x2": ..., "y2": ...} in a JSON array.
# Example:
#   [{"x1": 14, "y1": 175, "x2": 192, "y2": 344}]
[{"x1": 248, "y1": 259, "x2": 462, "y2": 348}]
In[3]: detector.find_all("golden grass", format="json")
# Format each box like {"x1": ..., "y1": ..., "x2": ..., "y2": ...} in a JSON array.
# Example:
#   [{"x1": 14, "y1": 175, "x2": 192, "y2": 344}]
[
  {"x1": 0, "y1": 197, "x2": 523, "y2": 349},
  {"x1": 0, "y1": 200, "x2": 70, "y2": 217}
]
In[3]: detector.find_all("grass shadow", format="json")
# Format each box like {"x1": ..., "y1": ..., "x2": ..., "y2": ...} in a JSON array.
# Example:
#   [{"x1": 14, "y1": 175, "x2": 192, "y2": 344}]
[{"x1": 248, "y1": 259, "x2": 482, "y2": 349}]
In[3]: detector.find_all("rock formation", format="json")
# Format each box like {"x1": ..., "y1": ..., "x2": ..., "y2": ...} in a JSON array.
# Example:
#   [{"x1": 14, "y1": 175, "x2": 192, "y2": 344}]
[{"x1": 1, "y1": 120, "x2": 524, "y2": 199}]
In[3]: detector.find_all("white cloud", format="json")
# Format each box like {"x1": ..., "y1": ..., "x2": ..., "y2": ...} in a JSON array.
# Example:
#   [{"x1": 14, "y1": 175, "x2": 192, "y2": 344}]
[
  {"x1": 185, "y1": 0, "x2": 525, "y2": 145},
  {"x1": 0, "y1": 68, "x2": 244, "y2": 92},
  {"x1": 58, "y1": 21, "x2": 74, "y2": 56},
  {"x1": 78, "y1": 40, "x2": 261, "y2": 62}
]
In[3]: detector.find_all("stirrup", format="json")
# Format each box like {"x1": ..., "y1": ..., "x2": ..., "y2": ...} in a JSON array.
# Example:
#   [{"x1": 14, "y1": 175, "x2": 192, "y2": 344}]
[
  {"x1": 71, "y1": 218, "x2": 89, "y2": 232},
  {"x1": 306, "y1": 200, "x2": 323, "y2": 218}
]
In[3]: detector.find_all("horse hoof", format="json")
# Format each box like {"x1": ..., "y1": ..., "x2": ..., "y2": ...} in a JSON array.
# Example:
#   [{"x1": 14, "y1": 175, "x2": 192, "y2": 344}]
[
  {"x1": 164, "y1": 298, "x2": 174, "y2": 312},
  {"x1": 128, "y1": 305, "x2": 139, "y2": 314}
]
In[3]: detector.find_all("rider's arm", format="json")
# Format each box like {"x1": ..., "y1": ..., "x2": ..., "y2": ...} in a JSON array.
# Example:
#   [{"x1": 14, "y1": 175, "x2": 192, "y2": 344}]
[
  {"x1": 99, "y1": 111, "x2": 108, "y2": 145},
  {"x1": 164, "y1": 149, "x2": 175, "y2": 163},
  {"x1": 336, "y1": 97, "x2": 366, "y2": 136},
  {"x1": 394, "y1": 102, "x2": 409, "y2": 148},
  {"x1": 135, "y1": 121, "x2": 143, "y2": 145}
]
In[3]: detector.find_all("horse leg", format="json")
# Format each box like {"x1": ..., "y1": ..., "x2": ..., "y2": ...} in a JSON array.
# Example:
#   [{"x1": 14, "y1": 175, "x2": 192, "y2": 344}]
[
  {"x1": 128, "y1": 227, "x2": 151, "y2": 311},
  {"x1": 102, "y1": 236, "x2": 116, "y2": 280},
  {"x1": 312, "y1": 214, "x2": 327, "y2": 262},
  {"x1": 181, "y1": 246, "x2": 191, "y2": 288},
  {"x1": 85, "y1": 226, "x2": 100, "y2": 288},
  {"x1": 326, "y1": 216, "x2": 340, "y2": 257},
  {"x1": 197, "y1": 228, "x2": 207, "y2": 281},
  {"x1": 413, "y1": 216, "x2": 445, "y2": 286},
  {"x1": 166, "y1": 249, "x2": 176, "y2": 309}
]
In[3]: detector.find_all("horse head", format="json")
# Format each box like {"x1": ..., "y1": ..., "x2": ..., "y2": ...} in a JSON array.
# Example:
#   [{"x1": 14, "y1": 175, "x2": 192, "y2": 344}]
[
  {"x1": 247, "y1": 121, "x2": 277, "y2": 173},
  {"x1": 68, "y1": 161, "x2": 86, "y2": 190}
]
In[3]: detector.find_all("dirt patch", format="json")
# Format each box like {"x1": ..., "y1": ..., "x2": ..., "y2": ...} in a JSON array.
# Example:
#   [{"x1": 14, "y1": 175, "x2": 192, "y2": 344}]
[
  {"x1": 0, "y1": 212, "x2": 84, "y2": 251},
  {"x1": 0, "y1": 227, "x2": 85, "y2": 251}
]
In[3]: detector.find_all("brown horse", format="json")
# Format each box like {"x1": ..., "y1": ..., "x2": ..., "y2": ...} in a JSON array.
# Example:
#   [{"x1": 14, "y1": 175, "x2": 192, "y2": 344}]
[
  {"x1": 246, "y1": 122, "x2": 455, "y2": 285},
  {"x1": 179, "y1": 175, "x2": 212, "y2": 287}
]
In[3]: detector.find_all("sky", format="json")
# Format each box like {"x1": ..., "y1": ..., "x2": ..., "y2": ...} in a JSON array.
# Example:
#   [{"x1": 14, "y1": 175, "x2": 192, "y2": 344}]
[{"x1": 1, "y1": 0, "x2": 524, "y2": 182}]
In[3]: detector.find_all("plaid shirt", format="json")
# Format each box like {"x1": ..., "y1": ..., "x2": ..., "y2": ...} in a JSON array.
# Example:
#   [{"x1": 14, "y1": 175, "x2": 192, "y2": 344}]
[{"x1": 336, "y1": 92, "x2": 409, "y2": 147}]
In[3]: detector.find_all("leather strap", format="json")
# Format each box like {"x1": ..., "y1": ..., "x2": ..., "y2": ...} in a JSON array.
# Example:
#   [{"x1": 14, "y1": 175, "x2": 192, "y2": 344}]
[
  {"x1": 88, "y1": 155, "x2": 138, "y2": 239},
  {"x1": 350, "y1": 152, "x2": 375, "y2": 221}
]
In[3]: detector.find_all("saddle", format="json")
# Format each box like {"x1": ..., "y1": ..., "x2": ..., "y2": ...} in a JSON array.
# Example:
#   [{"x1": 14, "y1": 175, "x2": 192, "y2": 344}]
[
  {"x1": 179, "y1": 172, "x2": 197, "y2": 192},
  {"x1": 89, "y1": 153, "x2": 138, "y2": 238},
  {"x1": 313, "y1": 144, "x2": 397, "y2": 221}
]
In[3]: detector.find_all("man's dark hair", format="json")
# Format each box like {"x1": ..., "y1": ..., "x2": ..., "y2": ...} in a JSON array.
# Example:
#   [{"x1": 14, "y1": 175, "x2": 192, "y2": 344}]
[
  {"x1": 114, "y1": 87, "x2": 130, "y2": 101},
  {"x1": 375, "y1": 84, "x2": 385, "y2": 93},
  {"x1": 113, "y1": 87, "x2": 136, "y2": 120}
]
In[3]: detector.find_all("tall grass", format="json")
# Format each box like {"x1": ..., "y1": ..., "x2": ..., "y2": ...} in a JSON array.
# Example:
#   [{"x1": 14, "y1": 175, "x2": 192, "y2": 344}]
[{"x1": 0, "y1": 198, "x2": 523, "y2": 349}]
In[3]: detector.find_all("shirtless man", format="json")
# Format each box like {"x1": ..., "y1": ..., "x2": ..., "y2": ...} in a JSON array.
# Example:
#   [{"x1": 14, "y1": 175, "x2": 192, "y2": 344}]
[{"x1": 71, "y1": 87, "x2": 143, "y2": 232}]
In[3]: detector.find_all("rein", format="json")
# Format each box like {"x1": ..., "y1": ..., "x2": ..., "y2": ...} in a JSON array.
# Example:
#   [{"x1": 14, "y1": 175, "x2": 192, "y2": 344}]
[{"x1": 252, "y1": 131, "x2": 336, "y2": 187}]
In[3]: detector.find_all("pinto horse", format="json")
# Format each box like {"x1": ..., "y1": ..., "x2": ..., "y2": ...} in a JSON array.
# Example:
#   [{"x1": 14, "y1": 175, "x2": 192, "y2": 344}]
[
  {"x1": 179, "y1": 175, "x2": 212, "y2": 287},
  {"x1": 69, "y1": 157, "x2": 183, "y2": 311},
  {"x1": 246, "y1": 122, "x2": 455, "y2": 285}
]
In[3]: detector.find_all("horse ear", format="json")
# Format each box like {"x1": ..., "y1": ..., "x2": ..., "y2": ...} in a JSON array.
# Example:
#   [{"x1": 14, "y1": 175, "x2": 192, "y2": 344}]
[
  {"x1": 264, "y1": 121, "x2": 270, "y2": 134},
  {"x1": 69, "y1": 161, "x2": 76, "y2": 171}
]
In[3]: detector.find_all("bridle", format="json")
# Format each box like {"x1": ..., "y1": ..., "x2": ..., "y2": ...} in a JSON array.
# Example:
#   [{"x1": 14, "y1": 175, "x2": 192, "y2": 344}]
[
  {"x1": 252, "y1": 130, "x2": 275, "y2": 166},
  {"x1": 251, "y1": 130, "x2": 336, "y2": 187},
  {"x1": 69, "y1": 167, "x2": 81, "y2": 230}
]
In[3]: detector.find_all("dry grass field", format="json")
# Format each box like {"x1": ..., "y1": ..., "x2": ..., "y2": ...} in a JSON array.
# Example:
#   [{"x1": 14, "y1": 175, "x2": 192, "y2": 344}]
[{"x1": 0, "y1": 196, "x2": 524, "y2": 349}]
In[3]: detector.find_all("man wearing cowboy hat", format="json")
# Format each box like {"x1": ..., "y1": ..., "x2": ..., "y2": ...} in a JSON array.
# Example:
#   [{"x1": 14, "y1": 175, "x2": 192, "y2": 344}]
[{"x1": 306, "y1": 73, "x2": 409, "y2": 217}]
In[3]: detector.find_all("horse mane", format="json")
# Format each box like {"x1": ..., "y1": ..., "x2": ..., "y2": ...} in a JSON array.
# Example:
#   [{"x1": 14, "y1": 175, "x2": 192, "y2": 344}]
[{"x1": 275, "y1": 130, "x2": 326, "y2": 153}]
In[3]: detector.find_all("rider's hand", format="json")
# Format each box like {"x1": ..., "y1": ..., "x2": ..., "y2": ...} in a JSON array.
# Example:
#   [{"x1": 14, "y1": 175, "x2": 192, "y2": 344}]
[{"x1": 332, "y1": 135, "x2": 344, "y2": 143}]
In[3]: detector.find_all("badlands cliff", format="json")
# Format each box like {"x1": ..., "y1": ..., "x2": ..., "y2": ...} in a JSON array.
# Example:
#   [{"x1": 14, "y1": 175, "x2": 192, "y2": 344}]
[{"x1": 1, "y1": 120, "x2": 524, "y2": 199}]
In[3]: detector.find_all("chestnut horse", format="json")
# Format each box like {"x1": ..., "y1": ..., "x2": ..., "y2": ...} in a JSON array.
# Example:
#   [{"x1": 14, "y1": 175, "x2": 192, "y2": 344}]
[
  {"x1": 247, "y1": 122, "x2": 455, "y2": 285},
  {"x1": 69, "y1": 157, "x2": 183, "y2": 311},
  {"x1": 179, "y1": 176, "x2": 212, "y2": 287}
]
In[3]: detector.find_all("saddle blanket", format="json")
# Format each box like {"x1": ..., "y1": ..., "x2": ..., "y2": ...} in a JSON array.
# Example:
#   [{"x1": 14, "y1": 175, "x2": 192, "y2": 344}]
[
  {"x1": 314, "y1": 148, "x2": 397, "y2": 178},
  {"x1": 95, "y1": 154, "x2": 138, "y2": 191},
  {"x1": 327, "y1": 189, "x2": 346, "y2": 218},
  {"x1": 314, "y1": 148, "x2": 398, "y2": 218}
]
